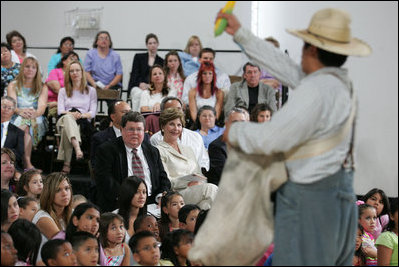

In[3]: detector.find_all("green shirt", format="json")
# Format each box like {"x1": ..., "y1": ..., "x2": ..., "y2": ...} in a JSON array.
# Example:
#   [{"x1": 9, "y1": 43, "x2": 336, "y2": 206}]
[{"x1": 376, "y1": 231, "x2": 398, "y2": 266}]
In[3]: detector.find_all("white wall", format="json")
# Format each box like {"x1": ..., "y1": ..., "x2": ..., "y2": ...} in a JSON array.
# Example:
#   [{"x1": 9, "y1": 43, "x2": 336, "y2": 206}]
[
  {"x1": 258, "y1": 1, "x2": 398, "y2": 197},
  {"x1": 2, "y1": 1, "x2": 398, "y2": 197}
]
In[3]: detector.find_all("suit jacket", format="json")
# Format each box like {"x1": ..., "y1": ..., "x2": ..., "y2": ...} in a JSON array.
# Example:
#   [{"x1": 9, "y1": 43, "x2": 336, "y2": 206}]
[
  {"x1": 128, "y1": 52, "x2": 164, "y2": 91},
  {"x1": 91, "y1": 127, "x2": 151, "y2": 169},
  {"x1": 224, "y1": 80, "x2": 277, "y2": 118},
  {"x1": 90, "y1": 127, "x2": 116, "y2": 169},
  {"x1": 204, "y1": 135, "x2": 227, "y2": 186},
  {"x1": 4, "y1": 123, "x2": 24, "y2": 172},
  {"x1": 95, "y1": 136, "x2": 171, "y2": 212}
]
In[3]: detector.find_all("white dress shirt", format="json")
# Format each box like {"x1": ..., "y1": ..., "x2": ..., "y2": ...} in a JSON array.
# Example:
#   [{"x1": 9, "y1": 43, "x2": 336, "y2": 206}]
[
  {"x1": 125, "y1": 144, "x2": 152, "y2": 196},
  {"x1": 1, "y1": 121, "x2": 10, "y2": 148}
]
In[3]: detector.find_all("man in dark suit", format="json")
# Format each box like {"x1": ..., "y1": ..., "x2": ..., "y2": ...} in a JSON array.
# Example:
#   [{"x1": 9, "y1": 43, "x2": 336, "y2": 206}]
[
  {"x1": 205, "y1": 107, "x2": 249, "y2": 185},
  {"x1": 95, "y1": 111, "x2": 171, "y2": 212},
  {"x1": 91, "y1": 100, "x2": 131, "y2": 169},
  {"x1": 1, "y1": 96, "x2": 24, "y2": 175}
]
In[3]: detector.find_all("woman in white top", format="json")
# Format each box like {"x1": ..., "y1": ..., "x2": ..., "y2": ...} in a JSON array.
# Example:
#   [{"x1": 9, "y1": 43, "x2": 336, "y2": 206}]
[
  {"x1": 188, "y1": 62, "x2": 223, "y2": 122},
  {"x1": 32, "y1": 172, "x2": 73, "y2": 240},
  {"x1": 156, "y1": 108, "x2": 218, "y2": 210},
  {"x1": 139, "y1": 64, "x2": 176, "y2": 113}
]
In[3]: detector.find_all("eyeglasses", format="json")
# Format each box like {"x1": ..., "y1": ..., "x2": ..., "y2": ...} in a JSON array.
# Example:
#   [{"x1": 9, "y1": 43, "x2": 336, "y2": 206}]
[
  {"x1": 1, "y1": 106, "x2": 15, "y2": 111},
  {"x1": 98, "y1": 36, "x2": 110, "y2": 41},
  {"x1": 125, "y1": 128, "x2": 144, "y2": 133},
  {"x1": 136, "y1": 242, "x2": 161, "y2": 253}
]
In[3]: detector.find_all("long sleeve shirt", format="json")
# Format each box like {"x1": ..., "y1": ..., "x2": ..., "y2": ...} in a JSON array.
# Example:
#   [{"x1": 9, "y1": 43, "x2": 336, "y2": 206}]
[
  {"x1": 228, "y1": 27, "x2": 355, "y2": 184},
  {"x1": 57, "y1": 86, "x2": 97, "y2": 120}
]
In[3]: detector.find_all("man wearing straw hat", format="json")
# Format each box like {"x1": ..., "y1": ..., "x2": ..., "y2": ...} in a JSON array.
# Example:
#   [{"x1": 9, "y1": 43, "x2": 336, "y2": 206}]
[{"x1": 217, "y1": 8, "x2": 371, "y2": 265}]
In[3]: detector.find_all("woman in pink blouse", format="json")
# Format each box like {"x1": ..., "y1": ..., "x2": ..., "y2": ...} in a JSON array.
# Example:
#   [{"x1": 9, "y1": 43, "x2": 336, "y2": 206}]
[
  {"x1": 45, "y1": 51, "x2": 79, "y2": 117},
  {"x1": 56, "y1": 61, "x2": 97, "y2": 174}
]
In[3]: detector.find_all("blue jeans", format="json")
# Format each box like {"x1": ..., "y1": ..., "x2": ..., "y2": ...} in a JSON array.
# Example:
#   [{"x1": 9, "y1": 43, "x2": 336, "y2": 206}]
[{"x1": 273, "y1": 168, "x2": 357, "y2": 266}]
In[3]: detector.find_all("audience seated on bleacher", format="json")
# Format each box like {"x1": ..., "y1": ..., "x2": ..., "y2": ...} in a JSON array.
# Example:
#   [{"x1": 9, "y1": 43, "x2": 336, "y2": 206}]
[
  {"x1": 129, "y1": 33, "x2": 164, "y2": 112},
  {"x1": 45, "y1": 51, "x2": 80, "y2": 119},
  {"x1": 224, "y1": 62, "x2": 277, "y2": 118},
  {"x1": 182, "y1": 47, "x2": 231, "y2": 106},
  {"x1": 56, "y1": 60, "x2": 97, "y2": 175},
  {"x1": 95, "y1": 111, "x2": 171, "y2": 212},
  {"x1": 150, "y1": 97, "x2": 210, "y2": 171},
  {"x1": 178, "y1": 204, "x2": 200, "y2": 233},
  {"x1": 47, "y1": 36, "x2": 76, "y2": 75},
  {"x1": 156, "y1": 108, "x2": 218, "y2": 210},
  {"x1": 1, "y1": 96, "x2": 24, "y2": 175},
  {"x1": 178, "y1": 35, "x2": 203, "y2": 77},
  {"x1": 250, "y1": 102, "x2": 273, "y2": 123},
  {"x1": 84, "y1": 31, "x2": 123, "y2": 91},
  {"x1": 204, "y1": 107, "x2": 249, "y2": 185},
  {"x1": 158, "y1": 191, "x2": 184, "y2": 242},
  {"x1": 69, "y1": 231, "x2": 99, "y2": 266},
  {"x1": 161, "y1": 228, "x2": 194, "y2": 266},
  {"x1": 16, "y1": 168, "x2": 43, "y2": 200},
  {"x1": 7, "y1": 57, "x2": 47, "y2": 172},
  {"x1": 192, "y1": 105, "x2": 225, "y2": 150},
  {"x1": 1, "y1": 43, "x2": 20, "y2": 96},
  {"x1": 17, "y1": 196, "x2": 39, "y2": 222},
  {"x1": 6, "y1": 30, "x2": 37, "y2": 64},
  {"x1": 188, "y1": 62, "x2": 224, "y2": 122},
  {"x1": 165, "y1": 50, "x2": 186, "y2": 100},
  {"x1": 64, "y1": 202, "x2": 100, "y2": 241}
]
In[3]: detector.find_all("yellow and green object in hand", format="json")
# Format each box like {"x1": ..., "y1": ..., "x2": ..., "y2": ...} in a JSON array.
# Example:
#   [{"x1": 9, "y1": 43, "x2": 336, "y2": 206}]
[{"x1": 214, "y1": 1, "x2": 236, "y2": 37}]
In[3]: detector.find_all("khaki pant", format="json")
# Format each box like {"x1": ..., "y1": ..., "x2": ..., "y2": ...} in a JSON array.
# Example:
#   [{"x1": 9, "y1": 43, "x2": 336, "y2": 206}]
[{"x1": 56, "y1": 114, "x2": 81, "y2": 162}]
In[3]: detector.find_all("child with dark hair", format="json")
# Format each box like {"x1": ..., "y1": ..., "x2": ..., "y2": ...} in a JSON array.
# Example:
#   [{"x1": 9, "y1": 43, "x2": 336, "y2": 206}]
[
  {"x1": 193, "y1": 209, "x2": 209, "y2": 236},
  {"x1": 158, "y1": 191, "x2": 185, "y2": 242},
  {"x1": 98, "y1": 212, "x2": 130, "y2": 266},
  {"x1": 353, "y1": 224, "x2": 367, "y2": 266},
  {"x1": 117, "y1": 176, "x2": 148, "y2": 243},
  {"x1": 362, "y1": 188, "x2": 391, "y2": 239},
  {"x1": 161, "y1": 229, "x2": 194, "y2": 266},
  {"x1": 1, "y1": 230, "x2": 18, "y2": 266},
  {"x1": 65, "y1": 202, "x2": 100, "y2": 241},
  {"x1": 16, "y1": 169, "x2": 43, "y2": 199},
  {"x1": 178, "y1": 204, "x2": 200, "y2": 232},
  {"x1": 376, "y1": 198, "x2": 398, "y2": 266},
  {"x1": 133, "y1": 214, "x2": 160, "y2": 241},
  {"x1": 357, "y1": 202, "x2": 378, "y2": 266},
  {"x1": 8, "y1": 218, "x2": 42, "y2": 266},
  {"x1": 41, "y1": 239, "x2": 78, "y2": 266},
  {"x1": 17, "y1": 196, "x2": 38, "y2": 222},
  {"x1": 129, "y1": 230, "x2": 170, "y2": 266},
  {"x1": 70, "y1": 231, "x2": 99, "y2": 266},
  {"x1": 1, "y1": 189, "x2": 19, "y2": 232}
]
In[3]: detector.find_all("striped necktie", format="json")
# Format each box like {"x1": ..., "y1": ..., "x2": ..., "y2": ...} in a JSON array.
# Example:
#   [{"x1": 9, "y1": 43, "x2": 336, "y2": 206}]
[{"x1": 132, "y1": 148, "x2": 145, "y2": 179}]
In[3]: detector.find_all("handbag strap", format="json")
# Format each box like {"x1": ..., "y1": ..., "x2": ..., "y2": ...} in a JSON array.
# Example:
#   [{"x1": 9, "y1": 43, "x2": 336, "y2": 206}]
[{"x1": 284, "y1": 74, "x2": 356, "y2": 162}]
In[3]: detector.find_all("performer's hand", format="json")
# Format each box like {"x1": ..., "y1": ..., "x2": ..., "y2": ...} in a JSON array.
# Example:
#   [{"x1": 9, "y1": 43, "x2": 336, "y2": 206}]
[{"x1": 215, "y1": 9, "x2": 241, "y2": 36}]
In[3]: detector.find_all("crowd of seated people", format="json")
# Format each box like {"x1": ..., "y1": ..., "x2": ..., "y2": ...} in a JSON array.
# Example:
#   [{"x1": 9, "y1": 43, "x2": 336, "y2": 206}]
[{"x1": 4, "y1": 29, "x2": 395, "y2": 267}]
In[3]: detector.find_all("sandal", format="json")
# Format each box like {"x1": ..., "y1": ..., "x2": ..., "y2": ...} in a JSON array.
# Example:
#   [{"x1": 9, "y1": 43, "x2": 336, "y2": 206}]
[{"x1": 61, "y1": 163, "x2": 71, "y2": 174}]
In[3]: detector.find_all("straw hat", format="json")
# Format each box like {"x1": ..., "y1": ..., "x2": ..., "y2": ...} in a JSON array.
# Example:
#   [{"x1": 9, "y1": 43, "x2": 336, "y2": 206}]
[{"x1": 286, "y1": 8, "x2": 371, "y2": 57}]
